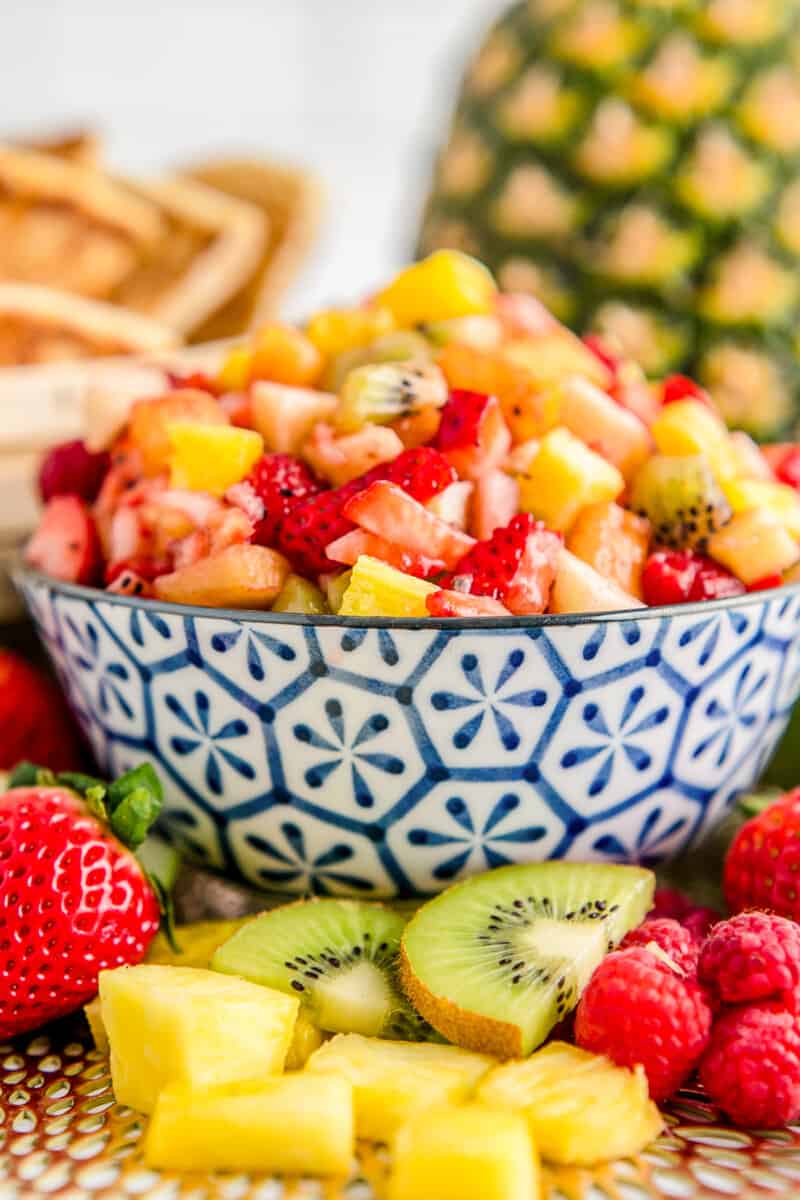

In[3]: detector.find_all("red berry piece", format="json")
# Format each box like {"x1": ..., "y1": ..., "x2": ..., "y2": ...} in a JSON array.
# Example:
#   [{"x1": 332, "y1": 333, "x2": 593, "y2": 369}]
[
  {"x1": 448, "y1": 513, "x2": 561, "y2": 615},
  {"x1": 775, "y1": 447, "x2": 800, "y2": 490},
  {"x1": 649, "y1": 887, "x2": 721, "y2": 943},
  {"x1": 662, "y1": 375, "x2": 713, "y2": 408},
  {"x1": 699, "y1": 911, "x2": 800, "y2": 1009},
  {"x1": 575, "y1": 946, "x2": 713, "y2": 1101},
  {"x1": 165, "y1": 370, "x2": 220, "y2": 395},
  {"x1": 724, "y1": 790, "x2": 800, "y2": 922},
  {"x1": 38, "y1": 439, "x2": 110, "y2": 504},
  {"x1": 621, "y1": 918, "x2": 700, "y2": 975},
  {"x1": 248, "y1": 454, "x2": 324, "y2": 550},
  {"x1": 747, "y1": 574, "x2": 784, "y2": 592},
  {"x1": 425, "y1": 589, "x2": 511, "y2": 617},
  {"x1": 700, "y1": 1002, "x2": 800, "y2": 1128},
  {"x1": 642, "y1": 550, "x2": 744, "y2": 607},
  {"x1": 278, "y1": 447, "x2": 455, "y2": 577},
  {"x1": 436, "y1": 390, "x2": 511, "y2": 480},
  {"x1": 25, "y1": 495, "x2": 102, "y2": 585},
  {"x1": 682, "y1": 906, "x2": 722, "y2": 943}
]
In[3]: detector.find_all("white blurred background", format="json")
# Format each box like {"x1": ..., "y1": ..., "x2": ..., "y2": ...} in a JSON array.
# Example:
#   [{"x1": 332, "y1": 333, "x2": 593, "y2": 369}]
[{"x1": 1, "y1": 0, "x2": 504, "y2": 316}]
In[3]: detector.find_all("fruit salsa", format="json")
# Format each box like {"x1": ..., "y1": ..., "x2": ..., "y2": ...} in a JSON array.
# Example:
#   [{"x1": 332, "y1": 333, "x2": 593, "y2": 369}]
[{"x1": 25, "y1": 250, "x2": 800, "y2": 616}]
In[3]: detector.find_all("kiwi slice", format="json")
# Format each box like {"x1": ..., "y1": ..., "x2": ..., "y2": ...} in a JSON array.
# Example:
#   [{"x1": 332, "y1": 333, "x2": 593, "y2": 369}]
[
  {"x1": 212, "y1": 898, "x2": 430, "y2": 1040},
  {"x1": 325, "y1": 331, "x2": 433, "y2": 392},
  {"x1": 400, "y1": 863, "x2": 654, "y2": 1059},
  {"x1": 630, "y1": 454, "x2": 732, "y2": 551},
  {"x1": 336, "y1": 360, "x2": 448, "y2": 432}
]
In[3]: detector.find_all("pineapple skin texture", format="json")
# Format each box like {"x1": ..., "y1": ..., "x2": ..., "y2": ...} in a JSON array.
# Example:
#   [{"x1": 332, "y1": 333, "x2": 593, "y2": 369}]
[
  {"x1": 99, "y1": 965, "x2": 299, "y2": 1114},
  {"x1": 419, "y1": 0, "x2": 800, "y2": 438},
  {"x1": 388, "y1": 1103, "x2": 540, "y2": 1200},
  {"x1": 305, "y1": 1032, "x2": 494, "y2": 1141},
  {"x1": 477, "y1": 1041, "x2": 663, "y2": 1166},
  {"x1": 144, "y1": 1073, "x2": 354, "y2": 1176}
]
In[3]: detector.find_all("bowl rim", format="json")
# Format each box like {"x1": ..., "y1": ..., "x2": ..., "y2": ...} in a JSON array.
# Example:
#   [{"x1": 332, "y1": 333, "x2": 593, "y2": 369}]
[{"x1": 15, "y1": 566, "x2": 800, "y2": 632}]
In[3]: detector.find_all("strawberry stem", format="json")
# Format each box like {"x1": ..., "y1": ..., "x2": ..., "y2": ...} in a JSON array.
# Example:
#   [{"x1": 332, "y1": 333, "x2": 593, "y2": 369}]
[{"x1": 8, "y1": 760, "x2": 163, "y2": 850}]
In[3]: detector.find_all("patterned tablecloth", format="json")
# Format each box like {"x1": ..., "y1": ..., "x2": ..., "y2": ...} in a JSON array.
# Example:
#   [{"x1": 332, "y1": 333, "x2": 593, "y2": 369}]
[{"x1": 0, "y1": 1025, "x2": 799, "y2": 1200}]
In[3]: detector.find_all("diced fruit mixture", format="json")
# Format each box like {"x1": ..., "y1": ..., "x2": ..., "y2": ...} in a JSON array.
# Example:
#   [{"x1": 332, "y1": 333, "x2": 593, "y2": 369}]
[{"x1": 28, "y1": 252, "x2": 800, "y2": 615}]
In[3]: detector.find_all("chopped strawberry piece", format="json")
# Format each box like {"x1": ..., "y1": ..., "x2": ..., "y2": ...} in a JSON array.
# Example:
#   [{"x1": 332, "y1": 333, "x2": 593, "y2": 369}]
[
  {"x1": 471, "y1": 469, "x2": 520, "y2": 540},
  {"x1": 747, "y1": 574, "x2": 784, "y2": 592},
  {"x1": 247, "y1": 454, "x2": 325, "y2": 549},
  {"x1": 105, "y1": 557, "x2": 169, "y2": 585},
  {"x1": 25, "y1": 496, "x2": 101, "y2": 585},
  {"x1": 449, "y1": 513, "x2": 561, "y2": 614},
  {"x1": 343, "y1": 481, "x2": 476, "y2": 570},
  {"x1": 278, "y1": 447, "x2": 456, "y2": 577},
  {"x1": 325, "y1": 529, "x2": 447, "y2": 580},
  {"x1": 38, "y1": 439, "x2": 110, "y2": 504},
  {"x1": 662, "y1": 375, "x2": 713, "y2": 409},
  {"x1": 642, "y1": 550, "x2": 745, "y2": 607},
  {"x1": 774, "y1": 447, "x2": 800, "y2": 490},
  {"x1": 582, "y1": 335, "x2": 620, "y2": 385},
  {"x1": 166, "y1": 370, "x2": 220, "y2": 395},
  {"x1": 426, "y1": 589, "x2": 511, "y2": 617},
  {"x1": 106, "y1": 569, "x2": 153, "y2": 597},
  {"x1": 436, "y1": 390, "x2": 511, "y2": 480}
]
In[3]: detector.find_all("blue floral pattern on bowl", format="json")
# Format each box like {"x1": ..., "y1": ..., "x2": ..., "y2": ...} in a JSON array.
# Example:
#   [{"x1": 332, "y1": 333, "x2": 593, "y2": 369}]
[{"x1": 18, "y1": 573, "x2": 800, "y2": 898}]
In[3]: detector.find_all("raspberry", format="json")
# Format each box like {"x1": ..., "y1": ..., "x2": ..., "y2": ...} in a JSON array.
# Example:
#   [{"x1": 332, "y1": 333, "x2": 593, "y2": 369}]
[
  {"x1": 699, "y1": 911, "x2": 800, "y2": 1009},
  {"x1": 724, "y1": 789, "x2": 800, "y2": 921},
  {"x1": 621, "y1": 919, "x2": 699, "y2": 975},
  {"x1": 700, "y1": 1002, "x2": 800, "y2": 1128},
  {"x1": 575, "y1": 946, "x2": 712, "y2": 1101},
  {"x1": 38, "y1": 439, "x2": 110, "y2": 504},
  {"x1": 650, "y1": 888, "x2": 722, "y2": 943}
]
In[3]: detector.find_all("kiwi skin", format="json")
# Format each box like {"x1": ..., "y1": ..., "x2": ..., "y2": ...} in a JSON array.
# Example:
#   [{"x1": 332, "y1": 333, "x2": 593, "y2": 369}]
[
  {"x1": 400, "y1": 953, "x2": 524, "y2": 1059},
  {"x1": 399, "y1": 863, "x2": 654, "y2": 1059}
]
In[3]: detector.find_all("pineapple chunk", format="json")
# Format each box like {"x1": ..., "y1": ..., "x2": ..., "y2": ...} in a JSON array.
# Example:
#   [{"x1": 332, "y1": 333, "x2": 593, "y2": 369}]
[
  {"x1": 154, "y1": 544, "x2": 290, "y2": 609},
  {"x1": 272, "y1": 573, "x2": 330, "y2": 614},
  {"x1": 250, "y1": 381, "x2": 337, "y2": 454},
  {"x1": 84, "y1": 996, "x2": 108, "y2": 1053},
  {"x1": 307, "y1": 306, "x2": 395, "y2": 356},
  {"x1": 285, "y1": 1011, "x2": 326, "y2": 1070},
  {"x1": 147, "y1": 919, "x2": 250, "y2": 968},
  {"x1": 551, "y1": 548, "x2": 645, "y2": 615},
  {"x1": 167, "y1": 421, "x2": 263, "y2": 496},
  {"x1": 728, "y1": 431, "x2": 775, "y2": 482},
  {"x1": 388, "y1": 1104, "x2": 539, "y2": 1200},
  {"x1": 90, "y1": 925, "x2": 323, "y2": 1071},
  {"x1": 377, "y1": 250, "x2": 496, "y2": 326},
  {"x1": 708, "y1": 509, "x2": 799, "y2": 585},
  {"x1": 305, "y1": 1033, "x2": 494, "y2": 1142},
  {"x1": 477, "y1": 1042, "x2": 663, "y2": 1166},
  {"x1": 99, "y1": 964, "x2": 298, "y2": 1114},
  {"x1": 518, "y1": 427, "x2": 624, "y2": 532},
  {"x1": 555, "y1": 376, "x2": 651, "y2": 480},
  {"x1": 323, "y1": 569, "x2": 353, "y2": 614},
  {"x1": 145, "y1": 1073, "x2": 354, "y2": 1176},
  {"x1": 338, "y1": 556, "x2": 436, "y2": 618},
  {"x1": 722, "y1": 479, "x2": 800, "y2": 540},
  {"x1": 129, "y1": 390, "x2": 229, "y2": 476},
  {"x1": 651, "y1": 398, "x2": 737, "y2": 481}
]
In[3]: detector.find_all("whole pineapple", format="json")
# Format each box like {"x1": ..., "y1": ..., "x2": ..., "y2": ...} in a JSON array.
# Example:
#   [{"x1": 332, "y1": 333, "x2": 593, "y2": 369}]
[{"x1": 419, "y1": 0, "x2": 800, "y2": 438}]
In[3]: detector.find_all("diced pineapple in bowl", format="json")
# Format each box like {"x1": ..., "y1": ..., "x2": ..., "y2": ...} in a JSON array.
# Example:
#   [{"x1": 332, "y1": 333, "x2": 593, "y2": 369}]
[{"x1": 17, "y1": 252, "x2": 800, "y2": 898}]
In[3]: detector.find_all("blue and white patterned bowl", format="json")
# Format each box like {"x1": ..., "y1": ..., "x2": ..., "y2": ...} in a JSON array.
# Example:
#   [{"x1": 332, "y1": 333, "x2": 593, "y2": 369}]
[{"x1": 17, "y1": 570, "x2": 800, "y2": 898}]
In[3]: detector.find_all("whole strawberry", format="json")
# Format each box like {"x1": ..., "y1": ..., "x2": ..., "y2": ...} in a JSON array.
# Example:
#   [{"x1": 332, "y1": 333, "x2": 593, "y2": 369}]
[
  {"x1": 724, "y1": 789, "x2": 800, "y2": 920},
  {"x1": 699, "y1": 912, "x2": 800, "y2": 1009},
  {"x1": 700, "y1": 1002, "x2": 800, "y2": 1128},
  {"x1": 0, "y1": 763, "x2": 163, "y2": 1037},
  {"x1": 575, "y1": 945, "x2": 713, "y2": 1101},
  {"x1": 0, "y1": 651, "x2": 82, "y2": 773}
]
